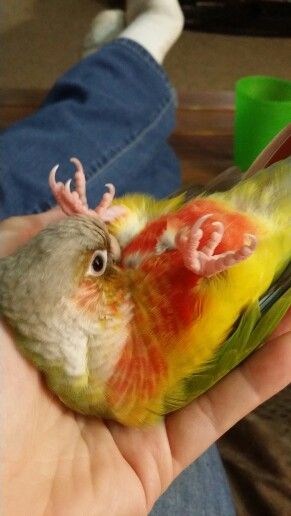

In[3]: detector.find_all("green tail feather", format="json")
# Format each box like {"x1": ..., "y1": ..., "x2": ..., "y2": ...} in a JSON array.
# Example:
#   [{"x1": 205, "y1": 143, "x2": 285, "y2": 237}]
[
  {"x1": 260, "y1": 262, "x2": 291, "y2": 313},
  {"x1": 164, "y1": 264, "x2": 291, "y2": 413}
]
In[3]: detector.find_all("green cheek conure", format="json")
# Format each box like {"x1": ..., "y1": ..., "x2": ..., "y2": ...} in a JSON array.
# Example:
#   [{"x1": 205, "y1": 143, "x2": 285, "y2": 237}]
[{"x1": 0, "y1": 157, "x2": 290, "y2": 426}]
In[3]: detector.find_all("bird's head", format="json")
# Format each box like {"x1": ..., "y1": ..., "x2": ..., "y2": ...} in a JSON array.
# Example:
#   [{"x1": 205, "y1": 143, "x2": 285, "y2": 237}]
[{"x1": 0, "y1": 215, "x2": 126, "y2": 353}]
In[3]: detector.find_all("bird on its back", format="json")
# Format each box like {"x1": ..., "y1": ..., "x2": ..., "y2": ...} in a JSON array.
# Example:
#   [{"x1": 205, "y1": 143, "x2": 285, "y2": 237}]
[{"x1": 0, "y1": 157, "x2": 290, "y2": 426}]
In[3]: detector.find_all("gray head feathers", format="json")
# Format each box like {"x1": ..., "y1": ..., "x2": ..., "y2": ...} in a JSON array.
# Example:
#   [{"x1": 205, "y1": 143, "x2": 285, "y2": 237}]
[{"x1": 0, "y1": 215, "x2": 110, "y2": 336}]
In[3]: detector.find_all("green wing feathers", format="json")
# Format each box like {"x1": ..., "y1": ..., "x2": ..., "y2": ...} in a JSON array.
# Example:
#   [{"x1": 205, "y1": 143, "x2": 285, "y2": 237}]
[
  {"x1": 164, "y1": 159, "x2": 291, "y2": 415},
  {"x1": 165, "y1": 267, "x2": 291, "y2": 414},
  {"x1": 217, "y1": 158, "x2": 291, "y2": 226}
]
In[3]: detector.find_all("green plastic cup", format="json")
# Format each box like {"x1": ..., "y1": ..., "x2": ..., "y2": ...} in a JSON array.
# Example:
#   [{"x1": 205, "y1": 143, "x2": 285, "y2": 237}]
[{"x1": 234, "y1": 76, "x2": 291, "y2": 171}]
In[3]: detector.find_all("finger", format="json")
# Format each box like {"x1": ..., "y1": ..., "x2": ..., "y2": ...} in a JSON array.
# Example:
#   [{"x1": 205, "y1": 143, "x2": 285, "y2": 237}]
[
  {"x1": 29, "y1": 208, "x2": 66, "y2": 229},
  {"x1": 268, "y1": 309, "x2": 291, "y2": 339},
  {"x1": 0, "y1": 209, "x2": 66, "y2": 257},
  {"x1": 166, "y1": 332, "x2": 291, "y2": 476}
]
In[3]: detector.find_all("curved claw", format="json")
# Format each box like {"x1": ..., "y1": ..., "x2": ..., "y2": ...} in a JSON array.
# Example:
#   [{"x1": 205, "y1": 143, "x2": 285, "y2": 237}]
[
  {"x1": 70, "y1": 157, "x2": 88, "y2": 208},
  {"x1": 48, "y1": 160, "x2": 89, "y2": 216},
  {"x1": 192, "y1": 213, "x2": 213, "y2": 231},
  {"x1": 94, "y1": 183, "x2": 116, "y2": 216},
  {"x1": 70, "y1": 157, "x2": 84, "y2": 170},
  {"x1": 105, "y1": 183, "x2": 115, "y2": 198},
  {"x1": 48, "y1": 164, "x2": 60, "y2": 190},
  {"x1": 48, "y1": 159, "x2": 123, "y2": 222},
  {"x1": 65, "y1": 179, "x2": 72, "y2": 191}
]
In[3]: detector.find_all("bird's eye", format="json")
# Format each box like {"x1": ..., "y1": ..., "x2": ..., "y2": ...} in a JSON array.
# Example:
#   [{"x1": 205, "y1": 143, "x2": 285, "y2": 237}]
[{"x1": 87, "y1": 250, "x2": 107, "y2": 276}]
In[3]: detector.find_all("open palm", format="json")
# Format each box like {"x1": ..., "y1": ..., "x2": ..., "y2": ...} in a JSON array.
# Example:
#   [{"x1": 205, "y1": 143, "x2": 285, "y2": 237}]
[{"x1": 1, "y1": 212, "x2": 291, "y2": 516}]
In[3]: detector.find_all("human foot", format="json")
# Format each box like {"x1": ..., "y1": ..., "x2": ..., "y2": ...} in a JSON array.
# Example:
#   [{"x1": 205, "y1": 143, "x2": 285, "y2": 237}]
[
  {"x1": 83, "y1": 2, "x2": 184, "y2": 63},
  {"x1": 83, "y1": 10, "x2": 125, "y2": 57},
  {"x1": 120, "y1": 0, "x2": 184, "y2": 63}
]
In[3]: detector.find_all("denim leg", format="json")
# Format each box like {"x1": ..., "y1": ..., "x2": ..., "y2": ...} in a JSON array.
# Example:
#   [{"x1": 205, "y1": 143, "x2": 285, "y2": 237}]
[
  {"x1": 151, "y1": 445, "x2": 236, "y2": 516},
  {"x1": 0, "y1": 39, "x2": 179, "y2": 219},
  {"x1": 118, "y1": 140, "x2": 181, "y2": 198}
]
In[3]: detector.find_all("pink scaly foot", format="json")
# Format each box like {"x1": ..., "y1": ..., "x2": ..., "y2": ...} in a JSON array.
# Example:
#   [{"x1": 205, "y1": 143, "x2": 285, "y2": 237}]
[
  {"x1": 175, "y1": 214, "x2": 257, "y2": 277},
  {"x1": 48, "y1": 157, "x2": 126, "y2": 222}
]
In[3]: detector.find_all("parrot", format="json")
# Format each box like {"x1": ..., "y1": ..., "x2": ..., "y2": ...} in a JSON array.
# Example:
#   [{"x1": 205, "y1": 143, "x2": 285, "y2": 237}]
[{"x1": 0, "y1": 157, "x2": 290, "y2": 426}]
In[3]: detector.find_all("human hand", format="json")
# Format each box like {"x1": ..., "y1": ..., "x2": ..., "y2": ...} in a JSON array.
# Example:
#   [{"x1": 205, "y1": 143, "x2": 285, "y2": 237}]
[
  {"x1": 1, "y1": 213, "x2": 290, "y2": 515},
  {"x1": 0, "y1": 207, "x2": 65, "y2": 257}
]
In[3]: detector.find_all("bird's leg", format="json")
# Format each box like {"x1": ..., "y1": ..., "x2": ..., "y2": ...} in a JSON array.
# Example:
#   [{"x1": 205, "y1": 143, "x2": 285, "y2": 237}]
[
  {"x1": 48, "y1": 158, "x2": 126, "y2": 222},
  {"x1": 49, "y1": 158, "x2": 89, "y2": 216},
  {"x1": 93, "y1": 184, "x2": 126, "y2": 223},
  {"x1": 175, "y1": 214, "x2": 257, "y2": 277}
]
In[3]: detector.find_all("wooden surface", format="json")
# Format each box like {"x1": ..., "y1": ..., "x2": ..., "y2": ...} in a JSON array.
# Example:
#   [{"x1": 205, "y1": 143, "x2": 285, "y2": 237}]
[
  {"x1": 170, "y1": 91, "x2": 234, "y2": 185},
  {"x1": 0, "y1": 89, "x2": 235, "y2": 185}
]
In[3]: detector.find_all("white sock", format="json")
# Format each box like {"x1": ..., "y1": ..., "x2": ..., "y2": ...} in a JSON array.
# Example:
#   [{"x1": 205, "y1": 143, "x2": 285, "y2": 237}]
[
  {"x1": 83, "y1": 10, "x2": 125, "y2": 57},
  {"x1": 83, "y1": 1, "x2": 184, "y2": 64},
  {"x1": 119, "y1": 0, "x2": 184, "y2": 63}
]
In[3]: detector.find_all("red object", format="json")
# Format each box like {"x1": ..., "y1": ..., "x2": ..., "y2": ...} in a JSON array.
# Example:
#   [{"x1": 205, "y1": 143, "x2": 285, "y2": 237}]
[{"x1": 246, "y1": 124, "x2": 291, "y2": 177}]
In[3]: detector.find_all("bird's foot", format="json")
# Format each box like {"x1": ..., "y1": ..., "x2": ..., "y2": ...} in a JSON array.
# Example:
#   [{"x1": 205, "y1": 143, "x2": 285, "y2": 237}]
[
  {"x1": 175, "y1": 214, "x2": 257, "y2": 277},
  {"x1": 48, "y1": 158, "x2": 126, "y2": 222}
]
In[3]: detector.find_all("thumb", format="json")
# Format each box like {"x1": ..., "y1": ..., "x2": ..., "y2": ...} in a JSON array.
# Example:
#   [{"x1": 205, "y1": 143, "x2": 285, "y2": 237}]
[{"x1": 0, "y1": 207, "x2": 65, "y2": 257}]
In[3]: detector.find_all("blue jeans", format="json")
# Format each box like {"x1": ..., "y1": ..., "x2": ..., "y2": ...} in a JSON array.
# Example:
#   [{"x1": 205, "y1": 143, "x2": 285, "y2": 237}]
[{"x1": 0, "y1": 39, "x2": 235, "y2": 515}]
